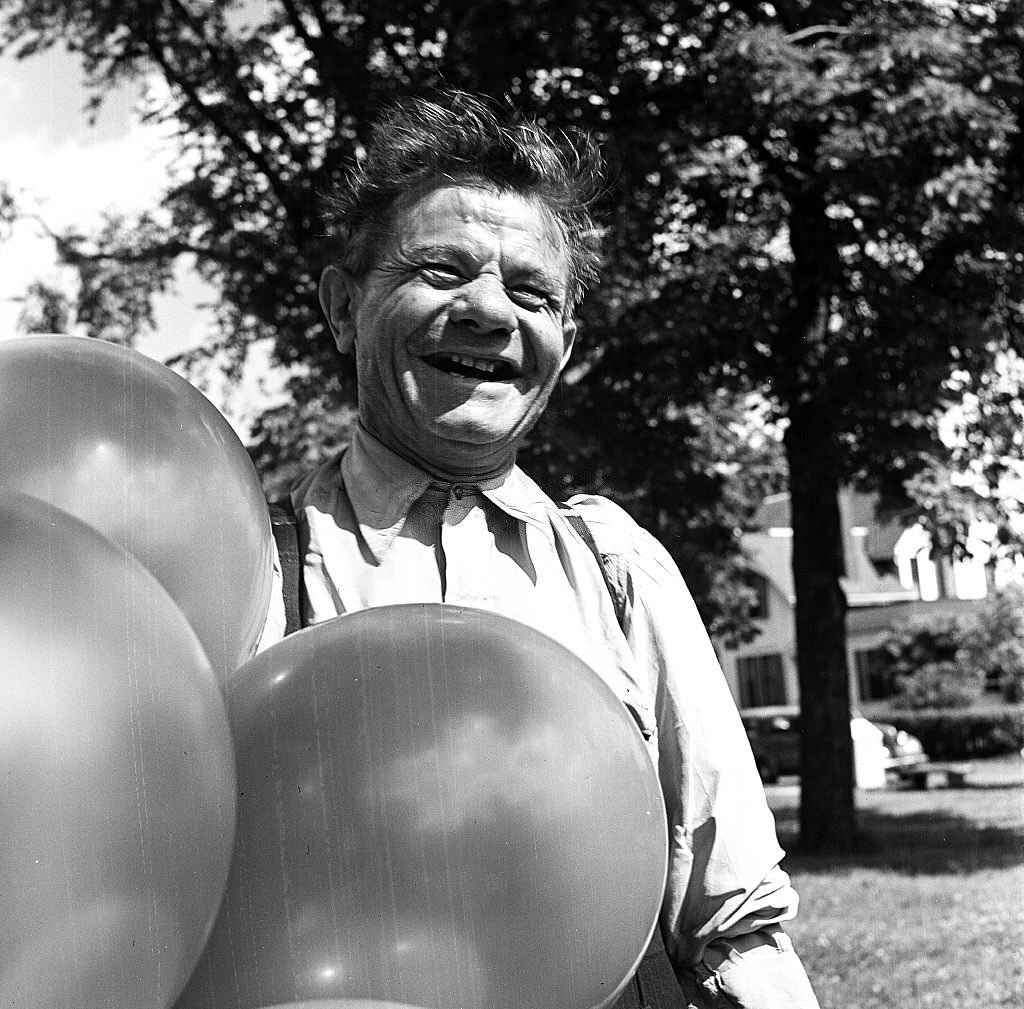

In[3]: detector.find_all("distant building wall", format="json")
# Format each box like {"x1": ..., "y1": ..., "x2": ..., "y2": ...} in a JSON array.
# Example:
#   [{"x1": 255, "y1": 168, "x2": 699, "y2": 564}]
[
  {"x1": 718, "y1": 575, "x2": 799, "y2": 708},
  {"x1": 716, "y1": 490, "x2": 1015, "y2": 712}
]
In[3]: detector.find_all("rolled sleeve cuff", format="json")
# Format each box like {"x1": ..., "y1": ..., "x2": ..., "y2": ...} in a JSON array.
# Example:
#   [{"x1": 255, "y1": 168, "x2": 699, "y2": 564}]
[{"x1": 677, "y1": 926, "x2": 821, "y2": 1009}]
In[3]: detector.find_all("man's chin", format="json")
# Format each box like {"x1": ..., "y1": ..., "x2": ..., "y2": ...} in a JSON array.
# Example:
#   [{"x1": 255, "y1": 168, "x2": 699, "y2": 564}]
[
  {"x1": 429, "y1": 389, "x2": 546, "y2": 442},
  {"x1": 395, "y1": 413, "x2": 534, "y2": 481},
  {"x1": 429, "y1": 411, "x2": 534, "y2": 452}
]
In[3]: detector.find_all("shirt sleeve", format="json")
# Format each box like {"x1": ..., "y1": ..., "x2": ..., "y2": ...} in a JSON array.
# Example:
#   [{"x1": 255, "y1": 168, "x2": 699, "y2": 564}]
[
  {"x1": 255, "y1": 536, "x2": 287, "y2": 653},
  {"x1": 567, "y1": 495, "x2": 819, "y2": 1008}
]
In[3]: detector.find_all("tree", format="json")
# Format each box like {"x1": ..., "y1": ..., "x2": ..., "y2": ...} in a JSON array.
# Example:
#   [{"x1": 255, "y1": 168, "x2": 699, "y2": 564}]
[
  {"x1": 0, "y1": 0, "x2": 785, "y2": 632},
  {"x1": 2, "y1": 0, "x2": 1023, "y2": 852},
  {"x1": 651, "y1": 1, "x2": 1024, "y2": 851}
]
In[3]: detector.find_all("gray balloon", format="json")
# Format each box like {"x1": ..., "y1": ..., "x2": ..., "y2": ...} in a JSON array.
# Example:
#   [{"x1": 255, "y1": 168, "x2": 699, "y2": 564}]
[
  {"x1": 0, "y1": 335, "x2": 273, "y2": 679},
  {"x1": 176, "y1": 604, "x2": 667, "y2": 1009}
]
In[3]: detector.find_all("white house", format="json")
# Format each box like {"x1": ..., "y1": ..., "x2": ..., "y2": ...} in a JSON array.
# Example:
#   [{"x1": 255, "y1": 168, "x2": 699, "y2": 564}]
[{"x1": 716, "y1": 489, "x2": 1021, "y2": 712}]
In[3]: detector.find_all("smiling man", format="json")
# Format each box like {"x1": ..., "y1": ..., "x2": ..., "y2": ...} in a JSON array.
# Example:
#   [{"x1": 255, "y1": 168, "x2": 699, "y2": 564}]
[
  {"x1": 259, "y1": 91, "x2": 819, "y2": 1009},
  {"x1": 319, "y1": 181, "x2": 576, "y2": 482}
]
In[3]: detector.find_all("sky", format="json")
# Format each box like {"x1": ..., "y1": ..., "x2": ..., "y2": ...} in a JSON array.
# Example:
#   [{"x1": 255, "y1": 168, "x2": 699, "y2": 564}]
[
  {"x1": 0, "y1": 43, "x2": 217, "y2": 360},
  {"x1": 0, "y1": 40, "x2": 292, "y2": 437}
]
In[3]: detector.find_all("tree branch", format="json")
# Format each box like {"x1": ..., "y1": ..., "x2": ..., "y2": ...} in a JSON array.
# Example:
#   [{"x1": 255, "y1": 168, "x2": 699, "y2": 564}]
[
  {"x1": 165, "y1": 0, "x2": 299, "y2": 152},
  {"x1": 307, "y1": 0, "x2": 338, "y2": 46},
  {"x1": 784, "y1": 24, "x2": 858, "y2": 45},
  {"x1": 138, "y1": 34, "x2": 303, "y2": 224},
  {"x1": 60, "y1": 237, "x2": 243, "y2": 268},
  {"x1": 278, "y1": 0, "x2": 319, "y2": 52}
]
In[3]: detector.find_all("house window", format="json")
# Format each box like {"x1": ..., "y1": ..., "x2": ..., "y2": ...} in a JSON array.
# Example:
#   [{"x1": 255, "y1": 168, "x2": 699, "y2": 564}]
[
  {"x1": 855, "y1": 647, "x2": 894, "y2": 701},
  {"x1": 744, "y1": 572, "x2": 770, "y2": 620},
  {"x1": 737, "y1": 653, "x2": 786, "y2": 708}
]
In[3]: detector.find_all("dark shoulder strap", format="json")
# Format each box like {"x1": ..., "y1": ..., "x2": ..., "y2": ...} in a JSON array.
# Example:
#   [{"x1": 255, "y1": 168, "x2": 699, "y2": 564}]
[
  {"x1": 562, "y1": 503, "x2": 685, "y2": 1007},
  {"x1": 613, "y1": 927, "x2": 688, "y2": 1007},
  {"x1": 558, "y1": 501, "x2": 629, "y2": 629},
  {"x1": 268, "y1": 497, "x2": 302, "y2": 636}
]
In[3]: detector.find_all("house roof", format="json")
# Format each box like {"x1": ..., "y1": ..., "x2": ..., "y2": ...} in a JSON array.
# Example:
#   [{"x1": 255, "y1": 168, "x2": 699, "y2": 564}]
[
  {"x1": 745, "y1": 490, "x2": 917, "y2": 608},
  {"x1": 744, "y1": 530, "x2": 796, "y2": 604},
  {"x1": 843, "y1": 491, "x2": 906, "y2": 563},
  {"x1": 752, "y1": 492, "x2": 791, "y2": 530}
]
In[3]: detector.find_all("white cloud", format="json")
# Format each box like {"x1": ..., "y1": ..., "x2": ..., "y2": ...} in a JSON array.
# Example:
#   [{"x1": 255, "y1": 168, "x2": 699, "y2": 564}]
[
  {"x1": 0, "y1": 48, "x2": 288, "y2": 437},
  {"x1": 0, "y1": 56, "x2": 202, "y2": 351},
  {"x1": 3, "y1": 120, "x2": 174, "y2": 230},
  {"x1": 0, "y1": 127, "x2": 168, "y2": 341}
]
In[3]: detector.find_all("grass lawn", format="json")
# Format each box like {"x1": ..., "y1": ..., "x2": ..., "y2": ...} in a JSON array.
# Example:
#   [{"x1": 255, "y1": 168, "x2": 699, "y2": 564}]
[{"x1": 767, "y1": 756, "x2": 1024, "y2": 1008}]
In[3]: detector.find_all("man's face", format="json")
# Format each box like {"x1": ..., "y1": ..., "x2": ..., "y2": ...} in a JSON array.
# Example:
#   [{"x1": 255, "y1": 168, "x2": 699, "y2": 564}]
[{"x1": 324, "y1": 183, "x2": 576, "y2": 476}]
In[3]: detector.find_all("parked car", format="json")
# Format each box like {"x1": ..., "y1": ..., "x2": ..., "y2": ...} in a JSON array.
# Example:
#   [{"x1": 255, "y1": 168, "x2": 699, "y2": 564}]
[{"x1": 739, "y1": 705, "x2": 927, "y2": 783}]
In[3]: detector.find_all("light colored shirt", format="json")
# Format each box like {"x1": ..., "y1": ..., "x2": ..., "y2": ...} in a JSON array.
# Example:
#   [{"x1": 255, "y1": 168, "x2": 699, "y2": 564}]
[{"x1": 259, "y1": 426, "x2": 819, "y2": 1007}]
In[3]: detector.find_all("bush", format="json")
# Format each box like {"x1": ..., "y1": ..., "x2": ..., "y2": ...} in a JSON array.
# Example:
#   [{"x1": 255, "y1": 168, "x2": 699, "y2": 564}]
[
  {"x1": 883, "y1": 707, "x2": 1024, "y2": 760},
  {"x1": 960, "y1": 584, "x2": 1024, "y2": 702},
  {"x1": 891, "y1": 659, "x2": 984, "y2": 710},
  {"x1": 1005, "y1": 665, "x2": 1024, "y2": 704},
  {"x1": 881, "y1": 616, "x2": 984, "y2": 710}
]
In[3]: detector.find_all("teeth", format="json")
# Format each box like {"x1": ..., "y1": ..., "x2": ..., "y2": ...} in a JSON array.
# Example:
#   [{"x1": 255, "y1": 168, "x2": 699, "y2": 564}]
[{"x1": 449, "y1": 354, "x2": 499, "y2": 374}]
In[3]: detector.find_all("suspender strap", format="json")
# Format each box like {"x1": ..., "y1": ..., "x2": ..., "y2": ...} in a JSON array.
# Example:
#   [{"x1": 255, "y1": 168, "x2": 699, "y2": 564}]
[
  {"x1": 561, "y1": 503, "x2": 685, "y2": 1008},
  {"x1": 613, "y1": 928, "x2": 687, "y2": 1008},
  {"x1": 268, "y1": 498, "x2": 302, "y2": 637},
  {"x1": 617, "y1": 926, "x2": 688, "y2": 1007},
  {"x1": 558, "y1": 502, "x2": 629, "y2": 628}
]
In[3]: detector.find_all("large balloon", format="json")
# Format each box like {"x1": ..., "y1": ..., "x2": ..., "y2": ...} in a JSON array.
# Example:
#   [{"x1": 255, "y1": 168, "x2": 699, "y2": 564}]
[
  {"x1": 0, "y1": 335, "x2": 273, "y2": 677},
  {"x1": 260, "y1": 1003, "x2": 431, "y2": 1009},
  {"x1": 176, "y1": 605, "x2": 667, "y2": 1009},
  {"x1": 0, "y1": 493, "x2": 237, "y2": 1009}
]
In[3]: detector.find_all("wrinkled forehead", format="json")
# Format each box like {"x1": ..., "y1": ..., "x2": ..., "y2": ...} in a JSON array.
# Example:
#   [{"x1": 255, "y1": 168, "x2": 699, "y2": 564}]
[{"x1": 382, "y1": 176, "x2": 570, "y2": 264}]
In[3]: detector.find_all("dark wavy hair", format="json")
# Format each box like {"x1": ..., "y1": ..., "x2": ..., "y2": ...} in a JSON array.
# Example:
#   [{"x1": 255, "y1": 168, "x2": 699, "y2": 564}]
[{"x1": 322, "y1": 90, "x2": 606, "y2": 313}]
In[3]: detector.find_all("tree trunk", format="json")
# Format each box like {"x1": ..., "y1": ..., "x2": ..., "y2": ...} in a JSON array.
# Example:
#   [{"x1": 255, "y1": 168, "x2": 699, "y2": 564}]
[{"x1": 785, "y1": 401, "x2": 857, "y2": 853}]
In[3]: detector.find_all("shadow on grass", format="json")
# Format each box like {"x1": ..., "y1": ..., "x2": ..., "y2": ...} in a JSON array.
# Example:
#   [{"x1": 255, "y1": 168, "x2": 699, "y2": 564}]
[
  {"x1": 770, "y1": 792, "x2": 1024, "y2": 875},
  {"x1": 957, "y1": 779, "x2": 1024, "y2": 790}
]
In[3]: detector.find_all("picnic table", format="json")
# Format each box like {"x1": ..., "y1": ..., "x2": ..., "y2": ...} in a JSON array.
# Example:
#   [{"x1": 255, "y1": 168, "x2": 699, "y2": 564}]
[{"x1": 904, "y1": 761, "x2": 973, "y2": 790}]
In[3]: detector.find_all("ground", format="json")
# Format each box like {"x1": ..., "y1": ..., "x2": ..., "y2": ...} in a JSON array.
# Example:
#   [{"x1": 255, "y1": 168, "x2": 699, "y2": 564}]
[{"x1": 768, "y1": 755, "x2": 1024, "y2": 1008}]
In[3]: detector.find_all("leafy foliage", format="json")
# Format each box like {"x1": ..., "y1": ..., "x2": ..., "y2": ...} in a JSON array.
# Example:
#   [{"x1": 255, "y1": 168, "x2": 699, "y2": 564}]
[
  {"x1": 885, "y1": 706, "x2": 1024, "y2": 759},
  {"x1": 16, "y1": 279, "x2": 73, "y2": 333},
  {"x1": 881, "y1": 614, "x2": 984, "y2": 710},
  {"x1": 892, "y1": 658, "x2": 984, "y2": 711},
  {"x1": 0, "y1": 181, "x2": 17, "y2": 240},
  {"x1": 961, "y1": 582, "x2": 1024, "y2": 702},
  {"x1": 905, "y1": 352, "x2": 1024, "y2": 563},
  {"x1": 60, "y1": 214, "x2": 178, "y2": 344},
  {"x1": 879, "y1": 582, "x2": 1024, "y2": 710}
]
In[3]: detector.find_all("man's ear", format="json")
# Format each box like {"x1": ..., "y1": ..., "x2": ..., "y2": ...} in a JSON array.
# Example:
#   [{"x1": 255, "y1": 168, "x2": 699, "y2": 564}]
[
  {"x1": 319, "y1": 265, "x2": 359, "y2": 355},
  {"x1": 559, "y1": 319, "x2": 577, "y2": 372}
]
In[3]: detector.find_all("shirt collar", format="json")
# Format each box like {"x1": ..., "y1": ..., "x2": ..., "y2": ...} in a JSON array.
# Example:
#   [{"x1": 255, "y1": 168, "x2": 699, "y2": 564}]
[{"x1": 341, "y1": 425, "x2": 555, "y2": 561}]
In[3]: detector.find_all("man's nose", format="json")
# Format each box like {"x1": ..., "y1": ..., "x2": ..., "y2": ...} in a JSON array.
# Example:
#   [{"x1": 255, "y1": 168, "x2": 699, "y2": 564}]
[{"x1": 449, "y1": 276, "x2": 517, "y2": 335}]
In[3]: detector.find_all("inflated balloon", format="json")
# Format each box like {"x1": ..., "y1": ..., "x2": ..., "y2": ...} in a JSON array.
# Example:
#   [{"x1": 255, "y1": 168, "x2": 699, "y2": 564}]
[
  {"x1": 175, "y1": 605, "x2": 667, "y2": 1009},
  {"x1": 0, "y1": 493, "x2": 237, "y2": 1009},
  {"x1": 0, "y1": 335, "x2": 273, "y2": 678},
  {"x1": 260, "y1": 1003, "x2": 432, "y2": 1009}
]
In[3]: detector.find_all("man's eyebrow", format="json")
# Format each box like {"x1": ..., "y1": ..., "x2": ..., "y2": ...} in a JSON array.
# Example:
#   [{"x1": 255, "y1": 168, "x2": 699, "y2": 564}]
[
  {"x1": 515, "y1": 264, "x2": 563, "y2": 283},
  {"x1": 399, "y1": 241, "x2": 471, "y2": 262},
  {"x1": 508, "y1": 264, "x2": 568, "y2": 294}
]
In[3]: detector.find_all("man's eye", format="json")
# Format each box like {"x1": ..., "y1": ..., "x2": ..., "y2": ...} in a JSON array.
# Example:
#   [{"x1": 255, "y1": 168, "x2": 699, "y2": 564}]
[
  {"x1": 509, "y1": 286, "x2": 551, "y2": 309},
  {"x1": 421, "y1": 263, "x2": 463, "y2": 285}
]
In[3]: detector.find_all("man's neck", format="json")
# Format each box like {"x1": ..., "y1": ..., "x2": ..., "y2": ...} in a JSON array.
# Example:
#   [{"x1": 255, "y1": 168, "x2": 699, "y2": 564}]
[{"x1": 358, "y1": 422, "x2": 517, "y2": 487}]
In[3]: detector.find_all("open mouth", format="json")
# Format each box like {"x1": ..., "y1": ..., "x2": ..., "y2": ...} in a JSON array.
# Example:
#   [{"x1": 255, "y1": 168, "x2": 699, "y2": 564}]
[{"x1": 423, "y1": 353, "x2": 519, "y2": 381}]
